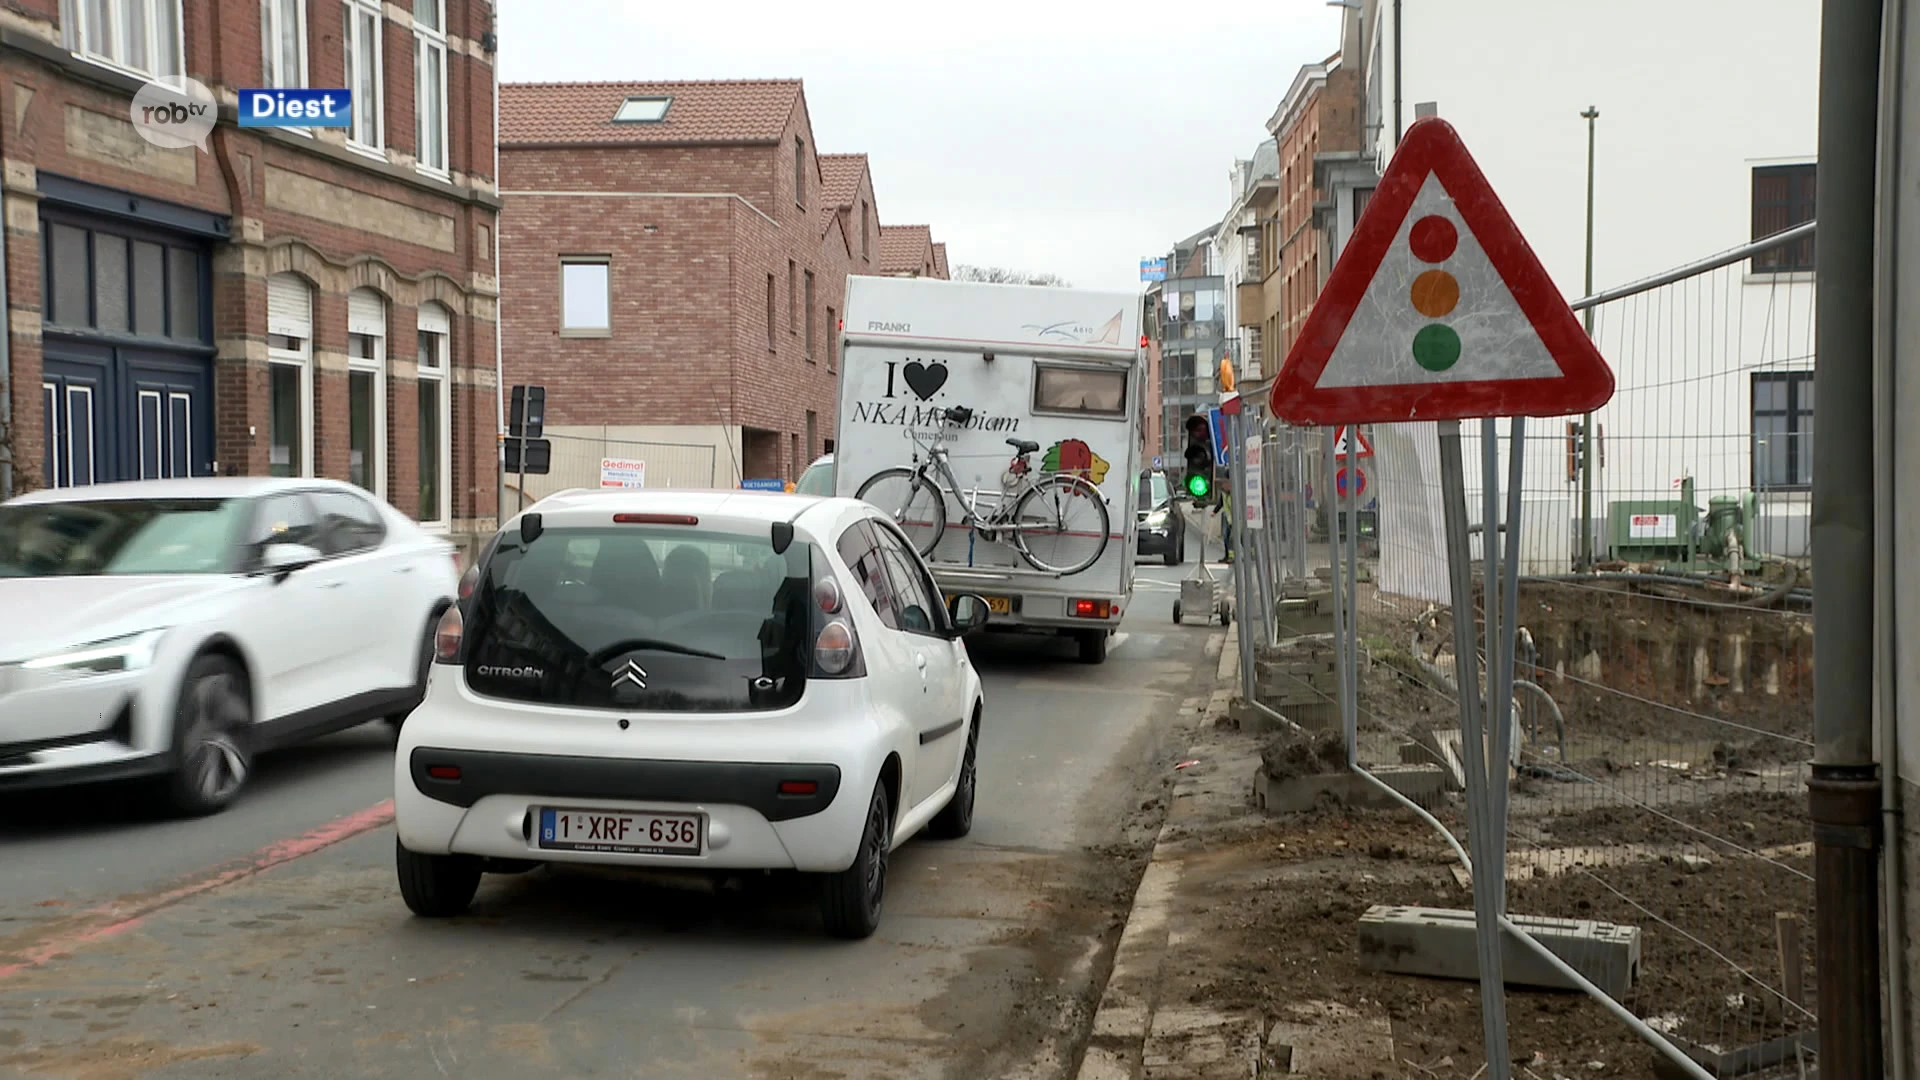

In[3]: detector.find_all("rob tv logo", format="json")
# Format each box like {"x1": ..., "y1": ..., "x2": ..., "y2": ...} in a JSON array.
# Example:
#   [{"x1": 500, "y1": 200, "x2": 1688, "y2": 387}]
[{"x1": 238, "y1": 88, "x2": 353, "y2": 128}]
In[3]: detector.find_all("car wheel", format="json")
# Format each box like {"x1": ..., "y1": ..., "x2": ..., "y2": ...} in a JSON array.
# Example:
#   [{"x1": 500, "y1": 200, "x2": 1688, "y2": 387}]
[
  {"x1": 161, "y1": 653, "x2": 254, "y2": 817},
  {"x1": 1172, "y1": 599, "x2": 1184, "y2": 624},
  {"x1": 395, "y1": 838, "x2": 482, "y2": 917},
  {"x1": 1163, "y1": 536, "x2": 1181, "y2": 567},
  {"x1": 927, "y1": 715, "x2": 979, "y2": 840},
  {"x1": 387, "y1": 612, "x2": 441, "y2": 730},
  {"x1": 1077, "y1": 629, "x2": 1108, "y2": 665},
  {"x1": 818, "y1": 780, "x2": 891, "y2": 940}
]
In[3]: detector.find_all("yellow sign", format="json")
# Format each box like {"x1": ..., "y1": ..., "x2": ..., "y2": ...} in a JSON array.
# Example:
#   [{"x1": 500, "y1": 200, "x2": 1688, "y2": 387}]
[{"x1": 1218, "y1": 357, "x2": 1237, "y2": 394}]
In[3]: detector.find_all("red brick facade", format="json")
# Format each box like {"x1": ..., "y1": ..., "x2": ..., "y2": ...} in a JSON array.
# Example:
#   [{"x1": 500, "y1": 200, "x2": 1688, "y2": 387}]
[
  {"x1": 498, "y1": 79, "x2": 944, "y2": 484},
  {"x1": 0, "y1": 0, "x2": 501, "y2": 552}
]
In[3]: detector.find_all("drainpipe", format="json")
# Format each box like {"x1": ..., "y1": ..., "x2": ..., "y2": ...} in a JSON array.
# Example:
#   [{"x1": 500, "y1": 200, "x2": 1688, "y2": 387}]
[
  {"x1": 491, "y1": 11, "x2": 506, "y2": 521},
  {"x1": 0, "y1": 80, "x2": 11, "y2": 501},
  {"x1": 1878, "y1": 0, "x2": 1911, "y2": 1073},
  {"x1": 1391, "y1": 0, "x2": 1402, "y2": 148},
  {"x1": 1809, "y1": 0, "x2": 1886, "y2": 1076}
]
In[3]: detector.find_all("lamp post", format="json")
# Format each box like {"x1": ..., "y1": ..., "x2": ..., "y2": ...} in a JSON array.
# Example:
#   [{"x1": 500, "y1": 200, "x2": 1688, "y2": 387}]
[{"x1": 1578, "y1": 106, "x2": 1598, "y2": 571}]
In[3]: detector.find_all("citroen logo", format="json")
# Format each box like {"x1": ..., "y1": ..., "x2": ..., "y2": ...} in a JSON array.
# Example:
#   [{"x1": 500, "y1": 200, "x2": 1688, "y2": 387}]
[{"x1": 612, "y1": 659, "x2": 648, "y2": 689}]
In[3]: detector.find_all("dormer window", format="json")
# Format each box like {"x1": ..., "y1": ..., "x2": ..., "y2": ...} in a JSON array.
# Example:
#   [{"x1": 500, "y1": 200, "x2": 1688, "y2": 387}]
[{"x1": 614, "y1": 96, "x2": 671, "y2": 123}]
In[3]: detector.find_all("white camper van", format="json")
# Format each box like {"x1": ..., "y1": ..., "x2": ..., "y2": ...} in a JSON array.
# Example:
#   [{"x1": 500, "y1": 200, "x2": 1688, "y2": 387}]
[{"x1": 835, "y1": 276, "x2": 1142, "y2": 664}]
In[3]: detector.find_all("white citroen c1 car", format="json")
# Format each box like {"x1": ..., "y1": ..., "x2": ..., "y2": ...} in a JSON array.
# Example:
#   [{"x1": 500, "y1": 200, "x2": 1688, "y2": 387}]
[
  {"x1": 0, "y1": 478, "x2": 460, "y2": 815},
  {"x1": 393, "y1": 488, "x2": 991, "y2": 939}
]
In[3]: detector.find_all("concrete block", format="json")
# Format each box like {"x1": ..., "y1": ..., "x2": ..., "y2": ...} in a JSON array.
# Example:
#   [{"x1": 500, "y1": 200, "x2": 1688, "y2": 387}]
[
  {"x1": 1254, "y1": 764, "x2": 1447, "y2": 814},
  {"x1": 1226, "y1": 697, "x2": 1298, "y2": 734},
  {"x1": 1402, "y1": 727, "x2": 1467, "y2": 791},
  {"x1": 1356, "y1": 904, "x2": 1643, "y2": 998}
]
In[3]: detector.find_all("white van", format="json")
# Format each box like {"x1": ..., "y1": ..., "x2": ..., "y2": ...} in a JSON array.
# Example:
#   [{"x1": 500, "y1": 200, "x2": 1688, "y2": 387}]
[{"x1": 835, "y1": 276, "x2": 1143, "y2": 664}]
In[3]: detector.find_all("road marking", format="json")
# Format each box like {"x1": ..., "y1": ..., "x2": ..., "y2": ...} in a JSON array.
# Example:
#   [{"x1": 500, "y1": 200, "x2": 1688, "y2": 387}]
[
  {"x1": 0, "y1": 798, "x2": 395, "y2": 981},
  {"x1": 1131, "y1": 579, "x2": 1180, "y2": 592}
]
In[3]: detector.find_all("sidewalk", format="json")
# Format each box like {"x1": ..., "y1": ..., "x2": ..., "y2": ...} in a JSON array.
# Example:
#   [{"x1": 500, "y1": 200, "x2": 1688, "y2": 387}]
[{"x1": 1074, "y1": 627, "x2": 1650, "y2": 1080}]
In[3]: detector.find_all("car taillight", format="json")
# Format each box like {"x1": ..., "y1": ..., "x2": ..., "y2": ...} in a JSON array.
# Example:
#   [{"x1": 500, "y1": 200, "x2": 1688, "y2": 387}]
[
  {"x1": 815, "y1": 620, "x2": 855, "y2": 674},
  {"x1": 434, "y1": 606, "x2": 464, "y2": 662},
  {"x1": 815, "y1": 576, "x2": 843, "y2": 613},
  {"x1": 456, "y1": 561, "x2": 480, "y2": 601}
]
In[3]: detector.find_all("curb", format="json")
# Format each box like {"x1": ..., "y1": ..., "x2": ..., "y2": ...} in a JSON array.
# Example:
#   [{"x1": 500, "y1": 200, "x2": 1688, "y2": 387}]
[{"x1": 1075, "y1": 626, "x2": 1236, "y2": 1080}]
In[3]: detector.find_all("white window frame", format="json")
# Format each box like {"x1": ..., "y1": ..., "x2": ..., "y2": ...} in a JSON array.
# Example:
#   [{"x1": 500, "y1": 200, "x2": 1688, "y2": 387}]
[
  {"x1": 416, "y1": 302, "x2": 454, "y2": 529},
  {"x1": 347, "y1": 288, "x2": 389, "y2": 501},
  {"x1": 261, "y1": 0, "x2": 308, "y2": 89},
  {"x1": 412, "y1": 0, "x2": 450, "y2": 178},
  {"x1": 62, "y1": 0, "x2": 184, "y2": 80},
  {"x1": 559, "y1": 256, "x2": 611, "y2": 336},
  {"x1": 266, "y1": 274, "x2": 316, "y2": 480},
  {"x1": 342, "y1": 0, "x2": 386, "y2": 157}
]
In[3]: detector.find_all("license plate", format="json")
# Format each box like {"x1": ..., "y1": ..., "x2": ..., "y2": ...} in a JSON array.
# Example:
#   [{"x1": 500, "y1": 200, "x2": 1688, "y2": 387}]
[
  {"x1": 536, "y1": 807, "x2": 705, "y2": 856},
  {"x1": 948, "y1": 593, "x2": 1011, "y2": 615}
]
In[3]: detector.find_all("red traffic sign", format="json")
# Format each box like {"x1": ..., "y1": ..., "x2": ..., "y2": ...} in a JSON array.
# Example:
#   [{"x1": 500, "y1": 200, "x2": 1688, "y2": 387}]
[
  {"x1": 1336, "y1": 466, "x2": 1367, "y2": 500},
  {"x1": 1218, "y1": 391, "x2": 1243, "y2": 416},
  {"x1": 1269, "y1": 117, "x2": 1615, "y2": 425},
  {"x1": 1334, "y1": 425, "x2": 1374, "y2": 460}
]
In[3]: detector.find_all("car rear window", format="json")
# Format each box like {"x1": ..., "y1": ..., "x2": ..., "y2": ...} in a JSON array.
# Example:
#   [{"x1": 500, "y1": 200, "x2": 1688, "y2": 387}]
[{"x1": 462, "y1": 524, "x2": 813, "y2": 713}]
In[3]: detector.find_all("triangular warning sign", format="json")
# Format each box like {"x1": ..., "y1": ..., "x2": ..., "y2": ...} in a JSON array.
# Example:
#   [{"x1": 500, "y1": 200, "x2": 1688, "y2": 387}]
[
  {"x1": 1270, "y1": 117, "x2": 1615, "y2": 426},
  {"x1": 1333, "y1": 425, "x2": 1373, "y2": 459}
]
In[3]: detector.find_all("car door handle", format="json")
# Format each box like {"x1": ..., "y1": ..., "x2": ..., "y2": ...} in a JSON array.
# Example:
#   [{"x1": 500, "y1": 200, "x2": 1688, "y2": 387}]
[
  {"x1": 319, "y1": 580, "x2": 347, "y2": 589},
  {"x1": 394, "y1": 565, "x2": 415, "y2": 574},
  {"x1": 915, "y1": 654, "x2": 927, "y2": 670}
]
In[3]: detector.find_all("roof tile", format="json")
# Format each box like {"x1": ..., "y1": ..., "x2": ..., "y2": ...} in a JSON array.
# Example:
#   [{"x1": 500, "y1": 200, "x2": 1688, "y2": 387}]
[
  {"x1": 501, "y1": 79, "x2": 801, "y2": 146},
  {"x1": 879, "y1": 224, "x2": 933, "y2": 273}
]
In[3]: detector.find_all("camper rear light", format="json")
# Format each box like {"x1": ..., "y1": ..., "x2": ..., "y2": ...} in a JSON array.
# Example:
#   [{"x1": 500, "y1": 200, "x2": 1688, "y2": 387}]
[
  {"x1": 1071, "y1": 598, "x2": 1113, "y2": 619},
  {"x1": 613, "y1": 513, "x2": 698, "y2": 525}
]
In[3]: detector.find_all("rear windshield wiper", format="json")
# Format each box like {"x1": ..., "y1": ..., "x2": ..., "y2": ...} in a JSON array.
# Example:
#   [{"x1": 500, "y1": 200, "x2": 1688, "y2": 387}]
[{"x1": 588, "y1": 638, "x2": 728, "y2": 664}]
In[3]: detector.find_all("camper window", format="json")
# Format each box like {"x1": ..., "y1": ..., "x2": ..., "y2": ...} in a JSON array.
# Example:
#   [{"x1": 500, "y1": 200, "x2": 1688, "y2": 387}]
[{"x1": 1033, "y1": 364, "x2": 1128, "y2": 418}]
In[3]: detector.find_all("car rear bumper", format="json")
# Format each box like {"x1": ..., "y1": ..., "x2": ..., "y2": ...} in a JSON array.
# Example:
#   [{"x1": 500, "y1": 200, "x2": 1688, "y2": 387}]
[{"x1": 393, "y1": 675, "x2": 892, "y2": 874}]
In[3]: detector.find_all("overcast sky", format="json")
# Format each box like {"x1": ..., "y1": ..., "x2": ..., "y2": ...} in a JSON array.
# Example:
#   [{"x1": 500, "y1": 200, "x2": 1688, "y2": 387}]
[{"x1": 496, "y1": 0, "x2": 1345, "y2": 295}]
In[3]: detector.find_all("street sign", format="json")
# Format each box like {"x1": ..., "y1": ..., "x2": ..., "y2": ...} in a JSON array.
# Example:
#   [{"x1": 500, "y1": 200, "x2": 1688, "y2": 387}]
[
  {"x1": 740, "y1": 478, "x2": 785, "y2": 492},
  {"x1": 1333, "y1": 424, "x2": 1374, "y2": 460},
  {"x1": 1335, "y1": 465, "x2": 1367, "y2": 501},
  {"x1": 502, "y1": 437, "x2": 550, "y2": 474},
  {"x1": 1268, "y1": 117, "x2": 1615, "y2": 425},
  {"x1": 1151, "y1": 455, "x2": 1163, "y2": 469},
  {"x1": 1242, "y1": 436, "x2": 1264, "y2": 529},
  {"x1": 509, "y1": 385, "x2": 546, "y2": 439},
  {"x1": 1207, "y1": 408, "x2": 1231, "y2": 468}
]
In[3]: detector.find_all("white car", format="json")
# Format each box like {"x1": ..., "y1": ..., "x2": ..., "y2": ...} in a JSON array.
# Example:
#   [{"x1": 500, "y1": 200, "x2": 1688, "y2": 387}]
[
  {"x1": 0, "y1": 478, "x2": 460, "y2": 815},
  {"x1": 392, "y1": 488, "x2": 991, "y2": 939}
]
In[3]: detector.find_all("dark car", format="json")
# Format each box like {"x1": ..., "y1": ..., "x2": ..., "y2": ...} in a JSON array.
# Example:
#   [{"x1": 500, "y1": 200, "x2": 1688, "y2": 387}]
[{"x1": 1135, "y1": 469, "x2": 1186, "y2": 566}]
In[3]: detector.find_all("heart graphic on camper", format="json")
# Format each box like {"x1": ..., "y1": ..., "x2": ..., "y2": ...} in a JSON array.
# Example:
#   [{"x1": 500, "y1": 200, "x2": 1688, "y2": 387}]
[{"x1": 902, "y1": 361, "x2": 948, "y2": 401}]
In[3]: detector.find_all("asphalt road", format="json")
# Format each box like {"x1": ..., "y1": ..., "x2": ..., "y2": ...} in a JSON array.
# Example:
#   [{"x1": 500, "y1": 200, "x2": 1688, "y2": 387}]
[{"x1": 0, "y1": 539, "x2": 1229, "y2": 1080}]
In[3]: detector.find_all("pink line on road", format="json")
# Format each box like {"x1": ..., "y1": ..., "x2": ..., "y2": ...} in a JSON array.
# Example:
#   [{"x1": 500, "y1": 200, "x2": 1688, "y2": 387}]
[{"x1": 0, "y1": 799, "x2": 395, "y2": 981}]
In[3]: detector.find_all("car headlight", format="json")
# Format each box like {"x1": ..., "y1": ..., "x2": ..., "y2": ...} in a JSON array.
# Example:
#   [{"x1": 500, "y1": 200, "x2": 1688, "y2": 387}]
[
  {"x1": 22, "y1": 629, "x2": 168, "y2": 675},
  {"x1": 1144, "y1": 509, "x2": 1169, "y2": 528}
]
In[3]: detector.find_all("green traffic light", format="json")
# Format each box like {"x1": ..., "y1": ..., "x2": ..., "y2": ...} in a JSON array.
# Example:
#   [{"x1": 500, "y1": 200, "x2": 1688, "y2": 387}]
[{"x1": 1186, "y1": 473, "x2": 1211, "y2": 498}]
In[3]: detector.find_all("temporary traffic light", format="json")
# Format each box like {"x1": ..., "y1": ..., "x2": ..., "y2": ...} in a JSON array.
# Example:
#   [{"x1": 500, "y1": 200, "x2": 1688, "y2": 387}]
[{"x1": 1182, "y1": 415, "x2": 1215, "y2": 504}]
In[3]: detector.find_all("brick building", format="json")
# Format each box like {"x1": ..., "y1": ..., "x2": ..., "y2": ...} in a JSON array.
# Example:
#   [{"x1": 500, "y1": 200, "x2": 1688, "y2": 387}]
[
  {"x1": 496, "y1": 78, "x2": 946, "y2": 493},
  {"x1": 0, "y1": 0, "x2": 502, "y2": 553},
  {"x1": 877, "y1": 223, "x2": 948, "y2": 279}
]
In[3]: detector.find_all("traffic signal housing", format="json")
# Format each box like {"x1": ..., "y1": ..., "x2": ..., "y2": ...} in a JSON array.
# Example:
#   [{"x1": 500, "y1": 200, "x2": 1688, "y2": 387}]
[{"x1": 1182, "y1": 415, "x2": 1216, "y2": 505}]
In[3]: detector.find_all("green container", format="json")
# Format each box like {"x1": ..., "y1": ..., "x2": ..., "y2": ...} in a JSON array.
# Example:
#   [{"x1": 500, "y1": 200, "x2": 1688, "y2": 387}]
[{"x1": 1608, "y1": 478, "x2": 1697, "y2": 562}]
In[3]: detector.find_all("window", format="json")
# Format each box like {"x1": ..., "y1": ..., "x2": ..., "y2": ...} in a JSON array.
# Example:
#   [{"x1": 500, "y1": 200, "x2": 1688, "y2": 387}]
[
  {"x1": 765, "y1": 273, "x2": 776, "y2": 349},
  {"x1": 1753, "y1": 371, "x2": 1814, "y2": 490},
  {"x1": 1246, "y1": 326, "x2": 1263, "y2": 372},
  {"x1": 0, "y1": 498, "x2": 243, "y2": 576},
  {"x1": 805, "y1": 410, "x2": 817, "y2": 462},
  {"x1": 261, "y1": 0, "x2": 307, "y2": 91},
  {"x1": 614, "y1": 96, "x2": 671, "y2": 122},
  {"x1": 559, "y1": 258, "x2": 610, "y2": 334},
  {"x1": 413, "y1": 0, "x2": 449, "y2": 175},
  {"x1": 804, "y1": 270, "x2": 815, "y2": 359},
  {"x1": 1034, "y1": 364, "x2": 1128, "y2": 418},
  {"x1": 310, "y1": 489, "x2": 388, "y2": 555},
  {"x1": 826, "y1": 306, "x2": 837, "y2": 370},
  {"x1": 417, "y1": 302, "x2": 453, "y2": 527},
  {"x1": 860, "y1": 201, "x2": 870, "y2": 259},
  {"x1": 787, "y1": 260, "x2": 797, "y2": 334},
  {"x1": 460, "y1": 524, "x2": 813, "y2": 712},
  {"x1": 62, "y1": 0, "x2": 182, "y2": 78},
  {"x1": 1353, "y1": 187, "x2": 1375, "y2": 226},
  {"x1": 346, "y1": 288, "x2": 387, "y2": 498},
  {"x1": 343, "y1": 0, "x2": 385, "y2": 153},
  {"x1": 246, "y1": 492, "x2": 321, "y2": 552},
  {"x1": 43, "y1": 220, "x2": 204, "y2": 340},
  {"x1": 1752, "y1": 164, "x2": 1816, "y2": 273},
  {"x1": 837, "y1": 520, "x2": 901, "y2": 630},
  {"x1": 794, "y1": 136, "x2": 806, "y2": 209},
  {"x1": 871, "y1": 522, "x2": 946, "y2": 637},
  {"x1": 266, "y1": 273, "x2": 314, "y2": 479},
  {"x1": 1244, "y1": 230, "x2": 1261, "y2": 278}
]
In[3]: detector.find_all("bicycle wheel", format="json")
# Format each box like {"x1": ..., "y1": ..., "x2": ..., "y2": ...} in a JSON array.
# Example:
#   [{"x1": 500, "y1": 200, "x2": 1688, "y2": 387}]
[
  {"x1": 1012, "y1": 475, "x2": 1110, "y2": 575},
  {"x1": 855, "y1": 467, "x2": 947, "y2": 557}
]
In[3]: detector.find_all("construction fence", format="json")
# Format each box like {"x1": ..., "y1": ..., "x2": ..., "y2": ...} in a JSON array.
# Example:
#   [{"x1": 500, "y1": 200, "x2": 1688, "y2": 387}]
[
  {"x1": 1225, "y1": 222, "x2": 1818, "y2": 1079},
  {"x1": 501, "y1": 432, "x2": 722, "y2": 512}
]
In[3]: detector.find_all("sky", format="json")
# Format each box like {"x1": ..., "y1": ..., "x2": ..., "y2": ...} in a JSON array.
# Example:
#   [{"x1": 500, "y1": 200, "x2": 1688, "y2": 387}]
[{"x1": 496, "y1": 0, "x2": 1346, "y2": 295}]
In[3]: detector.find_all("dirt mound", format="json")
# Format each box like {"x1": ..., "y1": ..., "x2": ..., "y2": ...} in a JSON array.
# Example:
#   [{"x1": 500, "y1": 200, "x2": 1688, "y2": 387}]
[{"x1": 1259, "y1": 728, "x2": 1348, "y2": 780}]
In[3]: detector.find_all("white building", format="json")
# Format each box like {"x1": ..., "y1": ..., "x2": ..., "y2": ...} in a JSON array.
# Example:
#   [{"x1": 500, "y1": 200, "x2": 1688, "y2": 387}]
[
  {"x1": 1336, "y1": 0, "x2": 1821, "y2": 595},
  {"x1": 1216, "y1": 139, "x2": 1278, "y2": 381}
]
